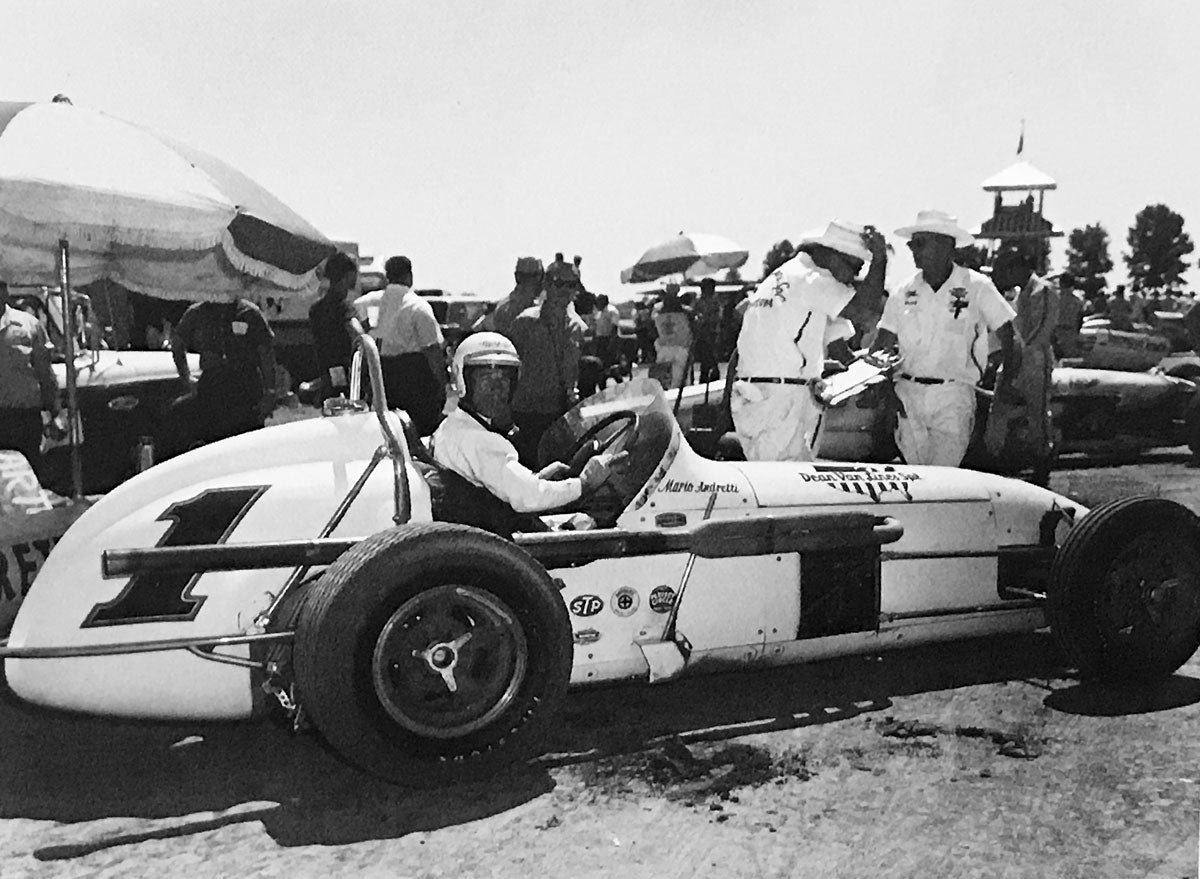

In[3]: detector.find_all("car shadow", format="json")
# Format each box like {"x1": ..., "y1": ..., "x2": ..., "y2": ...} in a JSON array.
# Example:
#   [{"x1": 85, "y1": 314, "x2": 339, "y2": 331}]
[
  {"x1": 3, "y1": 631, "x2": 1197, "y2": 855},
  {"x1": 1043, "y1": 674, "x2": 1200, "y2": 717},
  {"x1": 0, "y1": 691, "x2": 555, "y2": 854},
  {"x1": 538, "y1": 631, "x2": 1072, "y2": 767}
]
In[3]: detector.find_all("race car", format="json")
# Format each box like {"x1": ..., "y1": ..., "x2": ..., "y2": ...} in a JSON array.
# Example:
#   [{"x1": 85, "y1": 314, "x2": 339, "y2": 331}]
[
  {"x1": 9, "y1": 286, "x2": 200, "y2": 494},
  {"x1": 3, "y1": 337, "x2": 1200, "y2": 789}
]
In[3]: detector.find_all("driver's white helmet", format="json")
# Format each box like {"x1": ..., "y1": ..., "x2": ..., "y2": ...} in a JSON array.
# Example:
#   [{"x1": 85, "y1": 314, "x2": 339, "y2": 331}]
[{"x1": 452, "y1": 331, "x2": 521, "y2": 398}]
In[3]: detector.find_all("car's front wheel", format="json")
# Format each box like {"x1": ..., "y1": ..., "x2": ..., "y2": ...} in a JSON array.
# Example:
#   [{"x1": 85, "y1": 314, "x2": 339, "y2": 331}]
[
  {"x1": 293, "y1": 523, "x2": 572, "y2": 786},
  {"x1": 1048, "y1": 497, "x2": 1200, "y2": 681}
]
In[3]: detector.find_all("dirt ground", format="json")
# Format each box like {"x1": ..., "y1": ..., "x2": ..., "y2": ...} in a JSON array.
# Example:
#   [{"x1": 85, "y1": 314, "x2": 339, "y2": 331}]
[{"x1": 3, "y1": 448, "x2": 1200, "y2": 878}]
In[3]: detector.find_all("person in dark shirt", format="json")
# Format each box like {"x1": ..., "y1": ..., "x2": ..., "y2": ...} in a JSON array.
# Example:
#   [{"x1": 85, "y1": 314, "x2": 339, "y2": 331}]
[
  {"x1": 162, "y1": 297, "x2": 276, "y2": 456},
  {"x1": 308, "y1": 252, "x2": 359, "y2": 401}
]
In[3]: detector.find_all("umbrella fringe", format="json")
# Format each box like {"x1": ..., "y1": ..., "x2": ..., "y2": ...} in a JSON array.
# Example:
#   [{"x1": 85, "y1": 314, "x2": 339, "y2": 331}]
[{"x1": 219, "y1": 229, "x2": 321, "y2": 293}]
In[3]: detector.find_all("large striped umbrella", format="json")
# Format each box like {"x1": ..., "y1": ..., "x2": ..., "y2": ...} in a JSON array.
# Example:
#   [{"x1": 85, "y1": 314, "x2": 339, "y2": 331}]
[
  {"x1": 0, "y1": 98, "x2": 335, "y2": 302},
  {"x1": 0, "y1": 97, "x2": 336, "y2": 499},
  {"x1": 620, "y1": 231, "x2": 749, "y2": 283}
]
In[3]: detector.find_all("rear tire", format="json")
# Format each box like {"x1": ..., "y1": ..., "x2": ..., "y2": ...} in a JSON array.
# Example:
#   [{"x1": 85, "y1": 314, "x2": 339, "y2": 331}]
[
  {"x1": 294, "y1": 523, "x2": 572, "y2": 786},
  {"x1": 1048, "y1": 497, "x2": 1200, "y2": 681}
]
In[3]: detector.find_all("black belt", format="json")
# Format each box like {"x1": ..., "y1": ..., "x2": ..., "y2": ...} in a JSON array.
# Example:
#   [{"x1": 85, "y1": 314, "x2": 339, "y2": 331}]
[
  {"x1": 899, "y1": 374, "x2": 947, "y2": 384},
  {"x1": 741, "y1": 376, "x2": 810, "y2": 385}
]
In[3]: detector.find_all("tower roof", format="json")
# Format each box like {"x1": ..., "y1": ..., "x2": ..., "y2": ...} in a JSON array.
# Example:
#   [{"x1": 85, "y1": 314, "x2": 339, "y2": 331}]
[{"x1": 981, "y1": 160, "x2": 1057, "y2": 192}]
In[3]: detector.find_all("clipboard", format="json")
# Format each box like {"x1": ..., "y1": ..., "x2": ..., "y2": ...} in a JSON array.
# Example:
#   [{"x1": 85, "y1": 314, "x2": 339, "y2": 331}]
[{"x1": 813, "y1": 352, "x2": 901, "y2": 407}]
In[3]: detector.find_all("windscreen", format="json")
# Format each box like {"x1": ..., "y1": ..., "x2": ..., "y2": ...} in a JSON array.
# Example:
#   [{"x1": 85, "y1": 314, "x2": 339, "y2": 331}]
[{"x1": 536, "y1": 378, "x2": 679, "y2": 524}]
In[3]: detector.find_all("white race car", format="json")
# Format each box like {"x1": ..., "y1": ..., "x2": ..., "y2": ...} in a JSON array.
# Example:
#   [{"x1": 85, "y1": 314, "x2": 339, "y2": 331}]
[{"x1": 4, "y1": 339, "x2": 1200, "y2": 787}]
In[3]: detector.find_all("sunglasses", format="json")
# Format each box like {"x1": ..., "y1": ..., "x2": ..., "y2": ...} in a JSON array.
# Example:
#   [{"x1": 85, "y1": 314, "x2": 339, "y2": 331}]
[{"x1": 907, "y1": 237, "x2": 944, "y2": 252}]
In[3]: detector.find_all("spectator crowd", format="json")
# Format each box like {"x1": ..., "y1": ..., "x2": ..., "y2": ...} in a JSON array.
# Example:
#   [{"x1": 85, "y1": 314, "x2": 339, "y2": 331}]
[{"x1": 5, "y1": 223, "x2": 1200, "y2": 500}]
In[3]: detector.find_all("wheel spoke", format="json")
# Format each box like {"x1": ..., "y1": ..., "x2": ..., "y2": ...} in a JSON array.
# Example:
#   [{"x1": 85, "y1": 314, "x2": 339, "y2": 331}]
[{"x1": 372, "y1": 583, "x2": 529, "y2": 739}]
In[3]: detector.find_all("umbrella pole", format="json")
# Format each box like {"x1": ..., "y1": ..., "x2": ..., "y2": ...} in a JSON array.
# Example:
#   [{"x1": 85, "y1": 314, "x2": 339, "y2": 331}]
[{"x1": 57, "y1": 239, "x2": 83, "y2": 500}]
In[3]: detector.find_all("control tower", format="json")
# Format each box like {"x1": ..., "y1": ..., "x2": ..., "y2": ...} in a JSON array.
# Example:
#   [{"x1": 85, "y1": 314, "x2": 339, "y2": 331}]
[{"x1": 976, "y1": 159, "x2": 1062, "y2": 273}]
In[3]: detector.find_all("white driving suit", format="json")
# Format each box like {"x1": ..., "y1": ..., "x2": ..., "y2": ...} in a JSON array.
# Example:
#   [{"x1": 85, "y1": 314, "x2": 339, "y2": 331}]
[
  {"x1": 429, "y1": 407, "x2": 582, "y2": 512},
  {"x1": 879, "y1": 265, "x2": 1016, "y2": 466},
  {"x1": 731, "y1": 253, "x2": 855, "y2": 461}
]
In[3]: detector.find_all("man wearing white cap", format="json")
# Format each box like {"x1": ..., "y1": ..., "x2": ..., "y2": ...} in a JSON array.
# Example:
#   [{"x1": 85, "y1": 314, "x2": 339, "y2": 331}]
[
  {"x1": 731, "y1": 220, "x2": 887, "y2": 461},
  {"x1": 871, "y1": 210, "x2": 1019, "y2": 467}
]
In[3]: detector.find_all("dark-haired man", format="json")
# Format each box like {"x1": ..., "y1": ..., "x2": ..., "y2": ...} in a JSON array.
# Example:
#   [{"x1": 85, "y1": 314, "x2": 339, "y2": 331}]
[
  {"x1": 375, "y1": 255, "x2": 446, "y2": 435},
  {"x1": 308, "y1": 251, "x2": 359, "y2": 402},
  {"x1": 166, "y1": 294, "x2": 276, "y2": 455}
]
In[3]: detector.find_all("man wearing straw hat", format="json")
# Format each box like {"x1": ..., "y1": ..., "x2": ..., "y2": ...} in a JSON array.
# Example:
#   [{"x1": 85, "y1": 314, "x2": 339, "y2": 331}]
[
  {"x1": 731, "y1": 220, "x2": 887, "y2": 461},
  {"x1": 872, "y1": 210, "x2": 1019, "y2": 467}
]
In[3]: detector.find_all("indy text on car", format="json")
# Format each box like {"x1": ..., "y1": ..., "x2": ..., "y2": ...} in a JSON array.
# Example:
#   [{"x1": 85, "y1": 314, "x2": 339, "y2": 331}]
[{"x1": 3, "y1": 334, "x2": 1200, "y2": 787}]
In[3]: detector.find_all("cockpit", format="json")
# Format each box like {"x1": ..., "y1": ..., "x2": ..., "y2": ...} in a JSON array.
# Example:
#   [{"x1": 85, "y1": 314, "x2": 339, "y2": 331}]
[{"x1": 405, "y1": 379, "x2": 680, "y2": 536}]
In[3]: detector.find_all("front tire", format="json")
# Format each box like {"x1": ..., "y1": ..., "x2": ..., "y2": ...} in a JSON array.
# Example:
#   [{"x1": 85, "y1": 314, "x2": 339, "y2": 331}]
[
  {"x1": 293, "y1": 523, "x2": 572, "y2": 786},
  {"x1": 1048, "y1": 497, "x2": 1200, "y2": 682}
]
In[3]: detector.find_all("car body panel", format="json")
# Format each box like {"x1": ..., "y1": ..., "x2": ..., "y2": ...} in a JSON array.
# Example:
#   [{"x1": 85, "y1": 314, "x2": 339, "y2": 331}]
[{"x1": 6, "y1": 409, "x2": 427, "y2": 719}]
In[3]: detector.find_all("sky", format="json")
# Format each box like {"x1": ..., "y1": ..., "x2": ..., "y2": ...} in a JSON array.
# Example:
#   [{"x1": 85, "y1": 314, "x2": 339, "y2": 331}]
[{"x1": 5, "y1": 0, "x2": 1200, "y2": 299}]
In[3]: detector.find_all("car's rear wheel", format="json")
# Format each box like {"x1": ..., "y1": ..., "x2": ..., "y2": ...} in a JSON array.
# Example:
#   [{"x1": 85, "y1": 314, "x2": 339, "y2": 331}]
[
  {"x1": 293, "y1": 523, "x2": 572, "y2": 786},
  {"x1": 1048, "y1": 497, "x2": 1200, "y2": 681}
]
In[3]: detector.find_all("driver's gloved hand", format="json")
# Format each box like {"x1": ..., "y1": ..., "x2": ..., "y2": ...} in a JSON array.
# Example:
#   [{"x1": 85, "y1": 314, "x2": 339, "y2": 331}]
[
  {"x1": 538, "y1": 461, "x2": 572, "y2": 481},
  {"x1": 580, "y1": 450, "x2": 630, "y2": 492}
]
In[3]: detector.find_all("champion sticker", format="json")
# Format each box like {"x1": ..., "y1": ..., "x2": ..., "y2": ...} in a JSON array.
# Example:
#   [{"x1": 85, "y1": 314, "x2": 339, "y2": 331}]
[
  {"x1": 649, "y1": 585, "x2": 676, "y2": 614},
  {"x1": 569, "y1": 594, "x2": 604, "y2": 617},
  {"x1": 801, "y1": 464, "x2": 919, "y2": 503},
  {"x1": 611, "y1": 587, "x2": 639, "y2": 617}
]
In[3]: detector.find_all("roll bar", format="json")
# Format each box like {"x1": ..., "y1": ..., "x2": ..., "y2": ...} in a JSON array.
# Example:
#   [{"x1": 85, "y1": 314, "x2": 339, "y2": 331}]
[{"x1": 345, "y1": 320, "x2": 404, "y2": 462}]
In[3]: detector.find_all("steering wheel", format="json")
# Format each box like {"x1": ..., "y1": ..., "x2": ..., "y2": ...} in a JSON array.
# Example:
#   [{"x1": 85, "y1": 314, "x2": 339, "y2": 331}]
[{"x1": 560, "y1": 410, "x2": 639, "y2": 477}]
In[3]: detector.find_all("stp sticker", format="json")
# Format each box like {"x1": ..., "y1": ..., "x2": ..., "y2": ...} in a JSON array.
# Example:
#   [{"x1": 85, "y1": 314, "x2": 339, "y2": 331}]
[
  {"x1": 649, "y1": 585, "x2": 676, "y2": 614},
  {"x1": 611, "y1": 586, "x2": 639, "y2": 617},
  {"x1": 569, "y1": 594, "x2": 604, "y2": 617}
]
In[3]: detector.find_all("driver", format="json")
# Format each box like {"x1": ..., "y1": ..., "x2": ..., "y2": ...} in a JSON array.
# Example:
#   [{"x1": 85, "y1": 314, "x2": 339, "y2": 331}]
[{"x1": 429, "y1": 332, "x2": 626, "y2": 517}]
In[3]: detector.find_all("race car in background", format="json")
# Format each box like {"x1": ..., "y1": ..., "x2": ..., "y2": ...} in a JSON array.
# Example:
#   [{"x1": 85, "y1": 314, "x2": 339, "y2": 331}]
[
  {"x1": 9, "y1": 287, "x2": 199, "y2": 495},
  {"x1": 3, "y1": 338, "x2": 1199, "y2": 788},
  {"x1": 673, "y1": 358, "x2": 1200, "y2": 476}
]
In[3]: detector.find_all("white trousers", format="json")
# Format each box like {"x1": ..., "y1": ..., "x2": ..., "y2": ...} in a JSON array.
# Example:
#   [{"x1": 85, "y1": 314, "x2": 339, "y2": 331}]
[
  {"x1": 731, "y1": 381, "x2": 823, "y2": 461},
  {"x1": 894, "y1": 380, "x2": 976, "y2": 466}
]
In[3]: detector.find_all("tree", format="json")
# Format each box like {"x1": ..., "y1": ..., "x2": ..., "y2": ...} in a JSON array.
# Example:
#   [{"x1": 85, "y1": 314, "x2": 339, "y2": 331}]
[
  {"x1": 722, "y1": 266, "x2": 743, "y2": 284},
  {"x1": 761, "y1": 239, "x2": 796, "y2": 279},
  {"x1": 1062, "y1": 223, "x2": 1113, "y2": 301},
  {"x1": 1125, "y1": 204, "x2": 1194, "y2": 292}
]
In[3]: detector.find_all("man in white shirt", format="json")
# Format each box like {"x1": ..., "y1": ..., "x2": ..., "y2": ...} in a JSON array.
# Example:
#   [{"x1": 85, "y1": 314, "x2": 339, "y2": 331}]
[
  {"x1": 593, "y1": 293, "x2": 621, "y2": 369},
  {"x1": 871, "y1": 210, "x2": 1019, "y2": 467},
  {"x1": 374, "y1": 256, "x2": 447, "y2": 435},
  {"x1": 732, "y1": 220, "x2": 887, "y2": 461},
  {"x1": 429, "y1": 333, "x2": 624, "y2": 532}
]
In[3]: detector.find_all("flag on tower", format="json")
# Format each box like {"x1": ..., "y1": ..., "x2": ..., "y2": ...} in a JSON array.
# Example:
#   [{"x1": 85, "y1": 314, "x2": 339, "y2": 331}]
[{"x1": 1017, "y1": 120, "x2": 1025, "y2": 156}]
